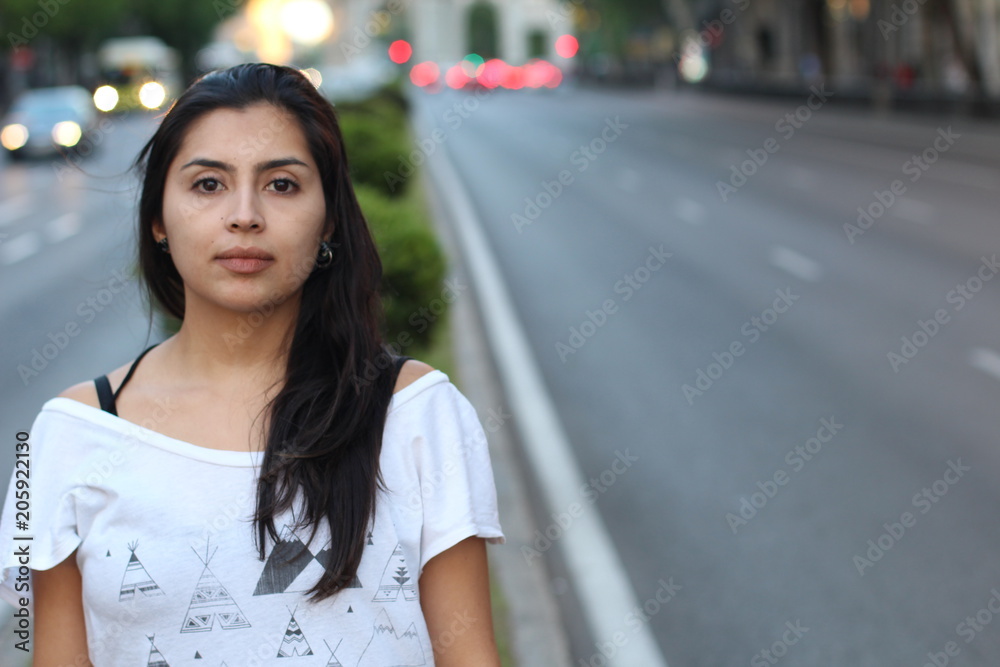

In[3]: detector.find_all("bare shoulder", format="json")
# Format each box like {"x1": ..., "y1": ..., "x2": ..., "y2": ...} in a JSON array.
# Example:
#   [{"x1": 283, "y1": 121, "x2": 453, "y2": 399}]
[
  {"x1": 394, "y1": 359, "x2": 436, "y2": 394},
  {"x1": 56, "y1": 359, "x2": 132, "y2": 409},
  {"x1": 56, "y1": 380, "x2": 101, "y2": 409}
]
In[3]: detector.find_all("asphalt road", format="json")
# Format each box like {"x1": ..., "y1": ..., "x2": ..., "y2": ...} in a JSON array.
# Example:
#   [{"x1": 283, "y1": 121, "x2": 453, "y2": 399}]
[
  {"x1": 1, "y1": 85, "x2": 999, "y2": 666},
  {"x1": 0, "y1": 113, "x2": 162, "y2": 662},
  {"x1": 0, "y1": 113, "x2": 162, "y2": 433},
  {"x1": 412, "y1": 83, "x2": 1000, "y2": 666}
]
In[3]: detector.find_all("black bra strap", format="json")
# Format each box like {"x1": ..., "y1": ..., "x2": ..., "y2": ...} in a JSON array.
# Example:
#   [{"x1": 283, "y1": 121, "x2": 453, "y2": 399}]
[
  {"x1": 96, "y1": 346, "x2": 403, "y2": 416},
  {"x1": 94, "y1": 375, "x2": 116, "y2": 415},
  {"x1": 93, "y1": 343, "x2": 159, "y2": 416},
  {"x1": 114, "y1": 343, "x2": 159, "y2": 400},
  {"x1": 392, "y1": 355, "x2": 412, "y2": 386}
]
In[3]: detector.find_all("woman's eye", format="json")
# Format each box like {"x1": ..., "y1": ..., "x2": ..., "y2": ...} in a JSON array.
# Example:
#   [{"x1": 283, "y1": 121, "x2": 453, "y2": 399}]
[
  {"x1": 194, "y1": 177, "x2": 221, "y2": 193},
  {"x1": 268, "y1": 178, "x2": 298, "y2": 193}
]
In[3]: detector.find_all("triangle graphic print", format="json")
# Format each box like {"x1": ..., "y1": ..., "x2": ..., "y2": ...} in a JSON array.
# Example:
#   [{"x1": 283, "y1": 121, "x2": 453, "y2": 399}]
[
  {"x1": 356, "y1": 609, "x2": 426, "y2": 667},
  {"x1": 254, "y1": 524, "x2": 361, "y2": 595},
  {"x1": 180, "y1": 540, "x2": 251, "y2": 633},
  {"x1": 120, "y1": 541, "x2": 165, "y2": 602},
  {"x1": 322, "y1": 638, "x2": 344, "y2": 666},
  {"x1": 146, "y1": 634, "x2": 170, "y2": 667},
  {"x1": 372, "y1": 543, "x2": 417, "y2": 602},
  {"x1": 276, "y1": 607, "x2": 314, "y2": 657}
]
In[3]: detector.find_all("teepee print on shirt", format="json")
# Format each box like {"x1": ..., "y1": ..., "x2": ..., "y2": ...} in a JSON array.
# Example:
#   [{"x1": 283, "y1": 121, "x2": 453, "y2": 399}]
[
  {"x1": 356, "y1": 608, "x2": 426, "y2": 667},
  {"x1": 276, "y1": 606, "x2": 314, "y2": 657},
  {"x1": 119, "y1": 541, "x2": 165, "y2": 602},
  {"x1": 372, "y1": 543, "x2": 417, "y2": 602},
  {"x1": 146, "y1": 634, "x2": 170, "y2": 667},
  {"x1": 180, "y1": 541, "x2": 251, "y2": 634},
  {"x1": 322, "y1": 638, "x2": 343, "y2": 666},
  {"x1": 254, "y1": 523, "x2": 360, "y2": 596}
]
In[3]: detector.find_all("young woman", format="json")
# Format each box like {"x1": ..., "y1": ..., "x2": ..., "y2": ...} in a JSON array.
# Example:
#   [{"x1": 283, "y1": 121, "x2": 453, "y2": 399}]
[{"x1": 0, "y1": 63, "x2": 504, "y2": 665}]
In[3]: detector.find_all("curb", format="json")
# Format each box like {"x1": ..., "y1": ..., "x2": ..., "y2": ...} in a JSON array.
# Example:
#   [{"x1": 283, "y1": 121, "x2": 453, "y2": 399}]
[
  {"x1": 411, "y1": 91, "x2": 670, "y2": 667},
  {"x1": 415, "y1": 164, "x2": 574, "y2": 665}
]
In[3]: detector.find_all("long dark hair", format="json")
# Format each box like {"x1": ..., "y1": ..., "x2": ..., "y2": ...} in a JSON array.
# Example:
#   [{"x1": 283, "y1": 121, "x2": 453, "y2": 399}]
[{"x1": 134, "y1": 63, "x2": 395, "y2": 602}]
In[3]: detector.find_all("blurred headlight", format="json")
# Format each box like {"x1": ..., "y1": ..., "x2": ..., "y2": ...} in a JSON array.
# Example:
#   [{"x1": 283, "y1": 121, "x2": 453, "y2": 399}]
[
  {"x1": 139, "y1": 82, "x2": 166, "y2": 110},
  {"x1": 93, "y1": 85, "x2": 119, "y2": 112},
  {"x1": 1, "y1": 124, "x2": 29, "y2": 151},
  {"x1": 52, "y1": 121, "x2": 82, "y2": 147}
]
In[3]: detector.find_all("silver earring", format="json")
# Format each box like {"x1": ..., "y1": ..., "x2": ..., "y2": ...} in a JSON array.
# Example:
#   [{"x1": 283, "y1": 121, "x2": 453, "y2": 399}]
[
  {"x1": 157, "y1": 237, "x2": 170, "y2": 254},
  {"x1": 316, "y1": 240, "x2": 333, "y2": 269}
]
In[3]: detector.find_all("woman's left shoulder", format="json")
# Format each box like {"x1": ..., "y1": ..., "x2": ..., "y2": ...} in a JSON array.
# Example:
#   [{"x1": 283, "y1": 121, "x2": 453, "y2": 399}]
[{"x1": 393, "y1": 359, "x2": 437, "y2": 394}]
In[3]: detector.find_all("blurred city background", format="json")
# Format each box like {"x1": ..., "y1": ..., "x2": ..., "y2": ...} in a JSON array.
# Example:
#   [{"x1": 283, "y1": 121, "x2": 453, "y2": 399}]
[{"x1": 2, "y1": 0, "x2": 1000, "y2": 665}]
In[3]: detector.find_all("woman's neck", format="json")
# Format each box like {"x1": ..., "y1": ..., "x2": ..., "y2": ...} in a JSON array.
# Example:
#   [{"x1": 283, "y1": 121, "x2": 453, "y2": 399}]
[{"x1": 166, "y1": 292, "x2": 302, "y2": 388}]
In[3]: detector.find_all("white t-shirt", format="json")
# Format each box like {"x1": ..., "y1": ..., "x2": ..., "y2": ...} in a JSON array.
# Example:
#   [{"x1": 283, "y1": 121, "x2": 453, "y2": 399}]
[{"x1": 0, "y1": 370, "x2": 504, "y2": 665}]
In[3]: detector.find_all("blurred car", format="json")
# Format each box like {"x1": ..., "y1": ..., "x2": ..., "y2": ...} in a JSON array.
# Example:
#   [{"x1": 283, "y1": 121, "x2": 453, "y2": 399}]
[
  {"x1": 1, "y1": 86, "x2": 99, "y2": 160},
  {"x1": 93, "y1": 36, "x2": 181, "y2": 112}
]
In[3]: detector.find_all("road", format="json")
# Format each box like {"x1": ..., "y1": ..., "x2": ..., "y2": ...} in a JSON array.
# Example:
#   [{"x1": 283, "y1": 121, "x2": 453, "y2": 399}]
[
  {"x1": 0, "y1": 113, "x2": 163, "y2": 662},
  {"x1": 1, "y1": 85, "x2": 999, "y2": 665},
  {"x1": 412, "y1": 83, "x2": 1000, "y2": 665}
]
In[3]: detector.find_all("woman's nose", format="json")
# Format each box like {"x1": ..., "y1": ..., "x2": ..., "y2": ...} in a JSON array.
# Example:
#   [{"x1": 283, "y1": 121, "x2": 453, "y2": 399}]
[{"x1": 225, "y1": 189, "x2": 265, "y2": 230}]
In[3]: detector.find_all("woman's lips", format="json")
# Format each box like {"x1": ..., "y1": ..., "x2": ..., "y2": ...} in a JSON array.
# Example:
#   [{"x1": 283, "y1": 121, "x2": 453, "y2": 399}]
[{"x1": 216, "y1": 257, "x2": 274, "y2": 274}]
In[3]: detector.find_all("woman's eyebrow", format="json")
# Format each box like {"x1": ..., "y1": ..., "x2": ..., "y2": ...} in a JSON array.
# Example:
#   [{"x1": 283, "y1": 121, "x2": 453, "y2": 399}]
[{"x1": 180, "y1": 157, "x2": 310, "y2": 172}]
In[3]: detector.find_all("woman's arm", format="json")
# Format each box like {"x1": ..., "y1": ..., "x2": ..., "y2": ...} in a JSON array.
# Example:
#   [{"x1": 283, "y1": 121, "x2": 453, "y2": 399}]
[
  {"x1": 32, "y1": 549, "x2": 92, "y2": 667},
  {"x1": 419, "y1": 536, "x2": 501, "y2": 666}
]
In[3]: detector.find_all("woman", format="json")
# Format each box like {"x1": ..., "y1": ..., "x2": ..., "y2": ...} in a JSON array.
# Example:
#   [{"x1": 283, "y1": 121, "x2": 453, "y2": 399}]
[{"x1": 0, "y1": 63, "x2": 504, "y2": 665}]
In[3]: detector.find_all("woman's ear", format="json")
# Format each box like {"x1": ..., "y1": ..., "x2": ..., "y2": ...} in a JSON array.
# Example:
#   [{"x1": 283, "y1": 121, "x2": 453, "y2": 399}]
[{"x1": 152, "y1": 219, "x2": 166, "y2": 243}]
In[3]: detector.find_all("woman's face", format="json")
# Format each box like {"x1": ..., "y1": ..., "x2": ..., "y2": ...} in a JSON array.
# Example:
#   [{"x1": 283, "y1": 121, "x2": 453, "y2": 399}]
[{"x1": 155, "y1": 102, "x2": 327, "y2": 316}]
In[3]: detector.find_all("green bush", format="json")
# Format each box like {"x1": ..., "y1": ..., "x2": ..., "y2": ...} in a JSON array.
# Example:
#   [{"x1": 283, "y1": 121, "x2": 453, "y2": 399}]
[
  {"x1": 355, "y1": 183, "x2": 447, "y2": 351},
  {"x1": 158, "y1": 82, "x2": 448, "y2": 352},
  {"x1": 337, "y1": 87, "x2": 411, "y2": 198}
]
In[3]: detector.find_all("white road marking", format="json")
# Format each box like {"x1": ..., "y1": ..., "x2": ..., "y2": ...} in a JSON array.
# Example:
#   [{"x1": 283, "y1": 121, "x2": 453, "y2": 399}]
[
  {"x1": 45, "y1": 212, "x2": 81, "y2": 243},
  {"x1": 0, "y1": 231, "x2": 42, "y2": 265},
  {"x1": 419, "y1": 106, "x2": 670, "y2": 667},
  {"x1": 891, "y1": 197, "x2": 934, "y2": 225},
  {"x1": 769, "y1": 245, "x2": 823, "y2": 282},
  {"x1": 675, "y1": 197, "x2": 706, "y2": 224},
  {"x1": 969, "y1": 347, "x2": 1000, "y2": 383}
]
